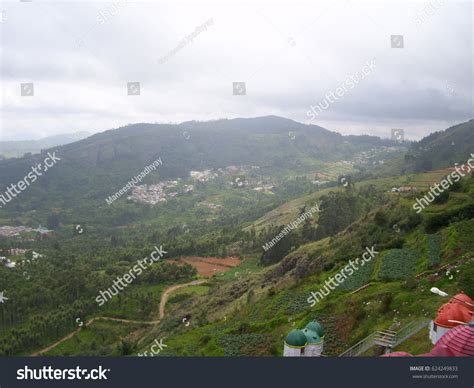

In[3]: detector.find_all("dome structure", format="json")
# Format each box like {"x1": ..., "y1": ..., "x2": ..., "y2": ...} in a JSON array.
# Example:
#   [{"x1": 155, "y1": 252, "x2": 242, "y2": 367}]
[
  {"x1": 283, "y1": 320, "x2": 327, "y2": 357},
  {"x1": 302, "y1": 328, "x2": 321, "y2": 344},
  {"x1": 305, "y1": 321, "x2": 325, "y2": 338},
  {"x1": 285, "y1": 329, "x2": 307, "y2": 348},
  {"x1": 450, "y1": 292, "x2": 474, "y2": 313},
  {"x1": 434, "y1": 303, "x2": 472, "y2": 328}
]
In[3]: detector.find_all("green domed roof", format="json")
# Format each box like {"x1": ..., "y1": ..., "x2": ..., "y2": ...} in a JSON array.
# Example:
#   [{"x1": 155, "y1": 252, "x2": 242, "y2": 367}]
[
  {"x1": 305, "y1": 321, "x2": 325, "y2": 337},
  {"x1": 285, "y1": 329, "x2": 307, "y2": 347},
  {"x1": 302, "y1": 328, "x2": 321, "y2": 344}
]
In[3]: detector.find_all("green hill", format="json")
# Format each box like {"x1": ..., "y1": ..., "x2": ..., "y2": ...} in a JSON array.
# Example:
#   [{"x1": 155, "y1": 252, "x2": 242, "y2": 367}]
[
  {"x1": 0, "y1": 116, "x2": 398, "y2": 213},
  {"x1": 137, "y1": 172, "x2": 473, "y2": 356},
  {"x1": 0, "y1": 118, "x2": 472, "y2": 357}
]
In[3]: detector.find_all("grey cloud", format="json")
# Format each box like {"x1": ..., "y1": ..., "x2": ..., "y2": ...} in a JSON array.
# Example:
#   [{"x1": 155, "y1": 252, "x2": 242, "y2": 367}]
[{"x1": 0, "y1": 0, "x2": 472, "y2": 141}]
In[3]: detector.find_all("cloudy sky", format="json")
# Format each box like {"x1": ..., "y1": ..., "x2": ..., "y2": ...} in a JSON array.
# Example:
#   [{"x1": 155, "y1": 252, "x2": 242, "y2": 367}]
[{"x1": 0, "y1": 0, "x2": 472, "y2": 141}]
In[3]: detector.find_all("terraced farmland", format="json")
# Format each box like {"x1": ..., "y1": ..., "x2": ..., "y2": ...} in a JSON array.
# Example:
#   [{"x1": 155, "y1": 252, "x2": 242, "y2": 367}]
[
  {"x1": 427, "y1": 234, "x2": 442, "y2": 267},
  {"x1": 378, "y1": 249, "x2": 420, "y2": 280},
  {"x1": 218, "y1": 333, "x2": 268, "y2": 356},
  {"x1": 338, "y1": 259, "x2": 376, "y2": 292}
]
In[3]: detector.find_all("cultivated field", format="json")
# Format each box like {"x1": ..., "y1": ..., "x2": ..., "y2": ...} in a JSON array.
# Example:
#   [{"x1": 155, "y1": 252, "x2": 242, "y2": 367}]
[{"x1": 169, "y1": 256, "x2": 241, "y2": 277}]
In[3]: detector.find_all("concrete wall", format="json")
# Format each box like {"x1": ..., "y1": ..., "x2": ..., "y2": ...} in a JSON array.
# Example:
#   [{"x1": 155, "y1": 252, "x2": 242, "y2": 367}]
[
  {"x1": 429, "y1": 320, "x2": 450, "y2": 344},
  {"x1": 304, "y1": 343, "x2": 323, "y2": 357},
  {"x1": 283, "y1": 344, "x2": 303, "y2": 357}
]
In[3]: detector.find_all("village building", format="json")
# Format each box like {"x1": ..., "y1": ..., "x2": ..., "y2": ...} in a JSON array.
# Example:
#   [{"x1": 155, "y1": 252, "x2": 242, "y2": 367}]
[
  {"x1": 385, "y1": 291, "x2": 473, "y2": 357},
  {"x1": 429, "y1": 293, "x2": 474, "y2": 344}
]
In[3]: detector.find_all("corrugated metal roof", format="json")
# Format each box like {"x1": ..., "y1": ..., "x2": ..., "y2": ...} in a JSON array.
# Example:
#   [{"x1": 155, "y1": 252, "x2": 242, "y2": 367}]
[{"x1": 435, "y1": 323, "x2": 474, "y2": 356}]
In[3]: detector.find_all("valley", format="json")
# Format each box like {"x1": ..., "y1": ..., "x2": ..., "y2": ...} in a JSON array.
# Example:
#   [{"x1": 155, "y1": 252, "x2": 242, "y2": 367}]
[{"x1": 0, "y1": 117, "x2": 472, "y2": 357}]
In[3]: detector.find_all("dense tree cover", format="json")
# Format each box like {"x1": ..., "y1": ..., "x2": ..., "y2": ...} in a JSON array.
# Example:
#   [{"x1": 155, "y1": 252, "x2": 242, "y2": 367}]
[
  {"x1": 1, "y1": 176, "x2": 315, "y2": 356},
  {"x1": 425, "y1": 203, "x2": 474, "y2": 233},
  {"x1": 0, "y1": 242, "x2": 196, "y2": 355},
  {"x1": 257, "y1": 186, "x2": 387, "y2": 266},
  {"x1": 259, "y1": 226, "x2": 300, "y2": 266},
  {"x1": 0, "y1": 173, "x2": 323, "y2": 354},
  {"x1": 314, "y1": 185, "x2": 384, "y2": 239}
]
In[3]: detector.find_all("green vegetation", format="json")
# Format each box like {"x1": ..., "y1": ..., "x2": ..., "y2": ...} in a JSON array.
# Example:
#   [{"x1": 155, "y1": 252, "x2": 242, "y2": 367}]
[
  {"x1": 378, "y1": 249, "x2": 420, "y2": 281},
  {"x1": 45, "y1": 320, "x2": 143, "y2": 356},
  {"x1": 0, "y1": 117, "x2": 473, "y2": 357},
  {"x1": 427, "y1": 234, "x2": 441, "y2": 267},
  {"x1": 338, "y1": 257, "x2": 377, "y2": 291}
]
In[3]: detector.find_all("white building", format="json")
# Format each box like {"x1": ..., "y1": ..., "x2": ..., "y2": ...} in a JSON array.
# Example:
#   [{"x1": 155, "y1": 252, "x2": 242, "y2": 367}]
[
  {"x1": 429, "y1": 293, "x2": 473, "y2": 345},
  {"x1": 283, "y1": 320, "x2": 325, "y2": 357}
]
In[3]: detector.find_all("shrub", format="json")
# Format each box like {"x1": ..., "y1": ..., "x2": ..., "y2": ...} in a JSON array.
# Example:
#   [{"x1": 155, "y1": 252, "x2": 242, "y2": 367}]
[
  {"x1": 458, "y1": 266, "x2": 474, "y2": 297},
  {"x1": 403, "y1": 278, "x2": 417, "y2": 290},
  {"x1": 354, "y1": 308, "x2": 366, "y2": 322},
  {"x1": 433, "y1": 190, "x2": 449, "y2": 204},
  {"x1": 200, "y1": 335, "x2": 212, "y2": 345},
  {"x1": 374, "y1": 210, "x2": 388, "y2": 226},
  {"x1": 425, "y1": 203, "x2": 474, "y2": 233},
  {"x1": 379, "y1": 294, "x2": 393, "y2": 313}
]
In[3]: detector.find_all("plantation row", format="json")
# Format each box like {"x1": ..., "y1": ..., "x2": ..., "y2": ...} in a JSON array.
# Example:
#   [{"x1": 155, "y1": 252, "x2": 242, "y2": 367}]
[
  {"x1": 427, "y1": 234, "x2": 441, "y2": 267},
  {"x1": 378, "y1": 249, "x2": 420, "y2": 281},
  {"x1": 338, "y1": 259, "x2": 376, "y2": 292},
  {"x1": 336, "y1": 248, "x2": 421, "y2": 292}
]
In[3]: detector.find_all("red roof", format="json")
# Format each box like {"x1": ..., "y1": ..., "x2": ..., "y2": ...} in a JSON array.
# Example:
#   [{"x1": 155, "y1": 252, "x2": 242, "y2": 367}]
[
  {"x1": 450, "y1": 292, "x2": 474, "y2": 313},
  {"x1": 434, "y1": 302, "x2": 472, "y2": 328},
  {"x1": 434, "y1": 323, "x2": 474, "y2": 356},
  {"x1": 419, "y1": 344, "x2": 457, "y2": 357}
]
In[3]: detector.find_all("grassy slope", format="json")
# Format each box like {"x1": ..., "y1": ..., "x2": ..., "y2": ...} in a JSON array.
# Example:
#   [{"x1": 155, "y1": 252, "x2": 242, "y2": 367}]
[
  {"x1": 140, "y1": 172, "x2": 473, "y2": 357},
  {"x1": 42, "y1": 171, "x2": 474, "y2": 356},
  {"x1": 247, "y1": 168, "x2": 453, "y2": 232}
]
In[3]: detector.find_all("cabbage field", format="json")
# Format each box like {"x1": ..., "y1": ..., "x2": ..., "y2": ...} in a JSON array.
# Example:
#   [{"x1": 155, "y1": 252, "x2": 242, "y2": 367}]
[
  {"x1": 338, "y1": 258, "x2": 376, "y2": 291},
  {"x1": 427, "y1": 234, "x2": 442, "y2": 267},
  {"x1": 378, "y1": 249, "x2": 420, "y2": 280}
]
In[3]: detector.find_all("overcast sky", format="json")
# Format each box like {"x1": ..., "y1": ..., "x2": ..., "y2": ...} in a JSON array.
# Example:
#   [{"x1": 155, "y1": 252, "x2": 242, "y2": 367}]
[{"x1": 0, "y1": 0, "x2": 472, "y2": 141}]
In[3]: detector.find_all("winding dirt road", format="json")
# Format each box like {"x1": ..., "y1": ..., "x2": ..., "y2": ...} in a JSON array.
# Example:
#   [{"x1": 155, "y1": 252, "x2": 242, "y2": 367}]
[
  {"x1": 158, "y1": 279, "x2": 206, "y2": 319},
  {"x1": 31, "y1": 279, "x2": 207, "y2": 356}
]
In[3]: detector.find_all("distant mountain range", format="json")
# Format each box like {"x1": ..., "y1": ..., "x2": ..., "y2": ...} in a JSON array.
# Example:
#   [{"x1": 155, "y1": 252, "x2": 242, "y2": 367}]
[
  {"x1": 0, "y1": 116, "x2": 471, "y2": 215},
  {"x1": 403, "y1": 120, "x2": 474, "y2": 172},
  {"x1": 38, "y1": 115, "x2": 397, "y2": 174},
  {"x1": 0, "y1": 132, "x2": 90, "y2": 159},
  {"x1": 0, "y1": 115, "x2": 396, "y2": 188}
]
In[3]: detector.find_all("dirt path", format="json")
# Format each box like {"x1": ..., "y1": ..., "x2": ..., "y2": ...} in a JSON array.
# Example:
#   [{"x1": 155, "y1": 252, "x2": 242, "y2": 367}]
[
  {"x1": 158, "y1": 279, "x2": 206, "y2": 319},
  {"x1": 31, "y1": 279, "x2": 207, "y2": 356}
]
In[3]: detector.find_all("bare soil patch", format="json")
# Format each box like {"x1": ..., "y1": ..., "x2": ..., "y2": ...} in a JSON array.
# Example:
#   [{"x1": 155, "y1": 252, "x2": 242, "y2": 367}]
[{"x1": 168, "y1": 256, "x2": 241, "y2": 277}]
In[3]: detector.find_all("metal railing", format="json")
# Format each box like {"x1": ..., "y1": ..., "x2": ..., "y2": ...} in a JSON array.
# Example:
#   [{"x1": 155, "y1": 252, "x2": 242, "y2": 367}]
[
  {"x1": 393, "y1": 319, "x2": 430, "y2": 347},
  {"x1": 339, "y1": 332, "x2": 376, "y2": 357},
  {"x1": 339, "y1": 319, "x2": 430, "y2": 357}
]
